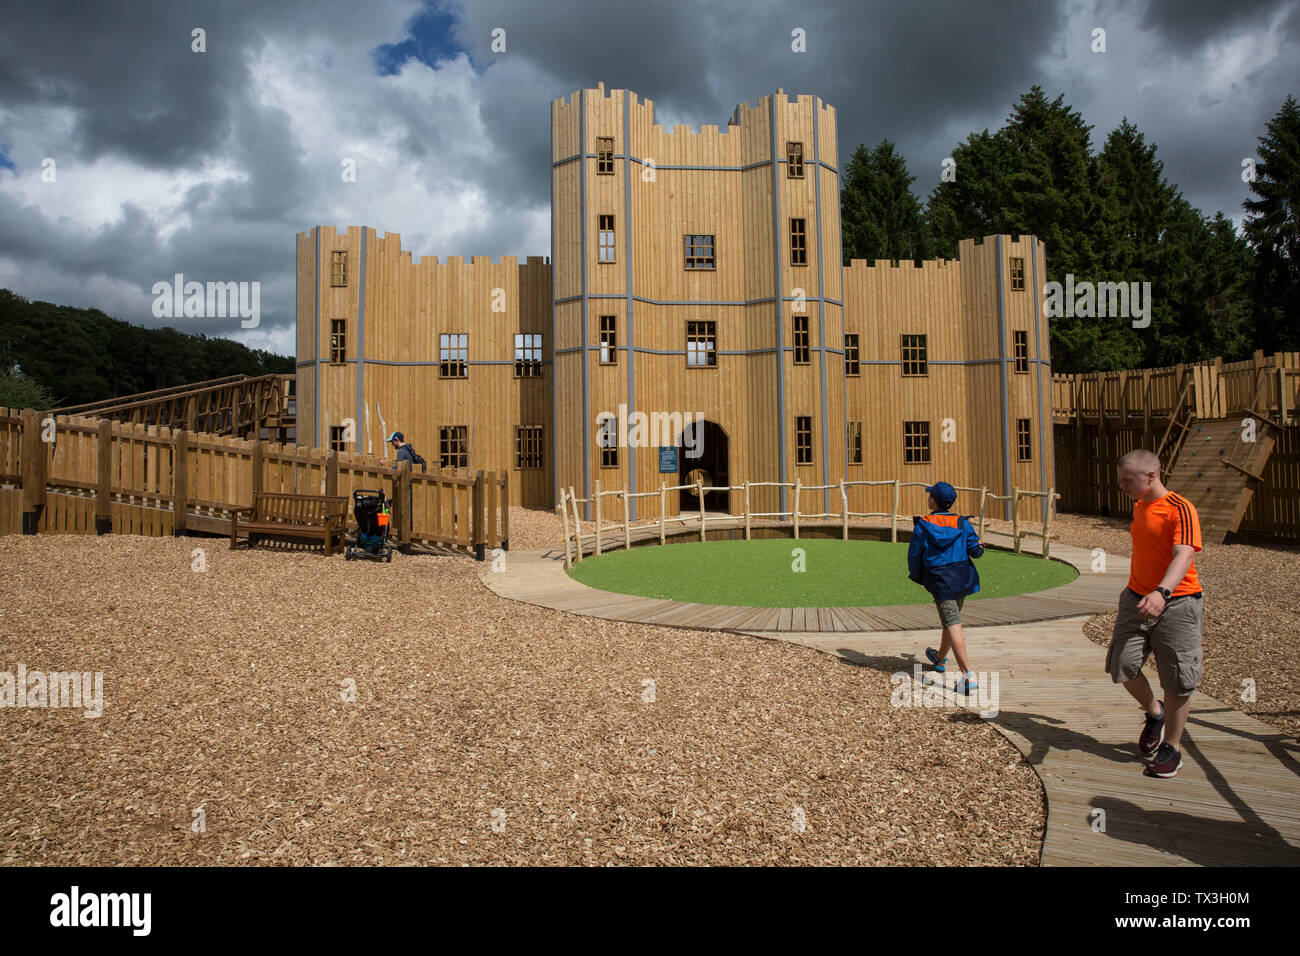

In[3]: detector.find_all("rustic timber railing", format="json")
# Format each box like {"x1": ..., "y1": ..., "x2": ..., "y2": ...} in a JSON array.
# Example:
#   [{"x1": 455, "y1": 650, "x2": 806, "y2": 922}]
[
  {"x1": 48, "y1": 373, "x2": 295, "y2": 441},
  {"x1": 558, "y1": 478, "x2": 1058, "y2": 569},
  {"x1": 0, "y1": 408, "x2": 507, "y2": 559}
]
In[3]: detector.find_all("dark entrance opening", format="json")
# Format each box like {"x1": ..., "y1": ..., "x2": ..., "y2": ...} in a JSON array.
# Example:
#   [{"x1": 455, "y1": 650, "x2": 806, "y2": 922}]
[{"x1": 678, "y1": 419, "x2": 730, "y2": 513}]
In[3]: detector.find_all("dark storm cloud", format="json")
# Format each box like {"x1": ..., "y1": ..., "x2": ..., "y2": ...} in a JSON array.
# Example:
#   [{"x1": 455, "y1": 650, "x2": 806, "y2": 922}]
[{"x1": 1139, "y1": 0, "x2": 1291, "y2": 52}]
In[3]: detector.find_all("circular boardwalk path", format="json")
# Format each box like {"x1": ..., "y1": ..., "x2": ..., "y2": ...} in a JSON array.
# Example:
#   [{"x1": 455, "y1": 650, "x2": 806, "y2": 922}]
[{"x1": 480, "y1": 524, "x2": 1300, "y2": 866}]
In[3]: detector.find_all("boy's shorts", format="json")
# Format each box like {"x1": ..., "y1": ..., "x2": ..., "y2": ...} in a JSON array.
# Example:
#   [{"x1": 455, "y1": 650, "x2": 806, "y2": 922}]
[
  {"x1": 935, "y1": 596, "x2": 965, "y2": 628},
  {"x1": 1105, "y1": 588, "x2": 1204, "y2": 696}
]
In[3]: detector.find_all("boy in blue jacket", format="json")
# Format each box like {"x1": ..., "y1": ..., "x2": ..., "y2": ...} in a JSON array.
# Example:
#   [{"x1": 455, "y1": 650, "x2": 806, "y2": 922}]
[{"x1": 907, "y1": 482, "x2": 985, "y2": 695}]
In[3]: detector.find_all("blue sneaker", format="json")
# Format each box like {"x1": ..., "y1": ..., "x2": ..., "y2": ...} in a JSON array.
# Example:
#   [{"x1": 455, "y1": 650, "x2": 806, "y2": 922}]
[
  {"x1": 925, "y1": 648, "x2": 947, "y2": 673},
  {"x1": 953, "y1": 673, "x2": 979, "y2": 695}
]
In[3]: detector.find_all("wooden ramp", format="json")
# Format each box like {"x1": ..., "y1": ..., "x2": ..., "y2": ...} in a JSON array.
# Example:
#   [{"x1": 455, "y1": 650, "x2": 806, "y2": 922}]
[{"x1": 1165, "y1": 417, "x2": 1279, "y2": 542}]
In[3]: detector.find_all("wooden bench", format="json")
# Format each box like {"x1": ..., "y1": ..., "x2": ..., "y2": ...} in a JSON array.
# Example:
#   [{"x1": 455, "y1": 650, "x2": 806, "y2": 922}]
[{"x1": 230, "y1": 493, "x2": 348, "y2": 556}]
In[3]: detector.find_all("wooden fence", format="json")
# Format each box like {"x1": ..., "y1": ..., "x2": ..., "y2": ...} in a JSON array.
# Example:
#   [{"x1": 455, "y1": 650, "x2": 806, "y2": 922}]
[
  {"x1": 558, "y1": 477, "x2": 1058, "y2": 569},
  {"x1": 0, "y1": 408, "x2": 507, "y2": 559}
]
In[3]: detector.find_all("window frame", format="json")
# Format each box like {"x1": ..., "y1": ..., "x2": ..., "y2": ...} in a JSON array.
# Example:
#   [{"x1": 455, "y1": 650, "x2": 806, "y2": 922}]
[
  {"x1": 796, "y1": 415, "x2": 813, "y2": 465},
  {"x1": 439, "y1": 425, "x2": 469, "y2": 469},
  {"x1": 904, "y1": 420, "x2": 931, "y2": 464},
  {"x1": 901, "y1": 334, "x2": 928, "y2": 377},
  {"x1": 793, "y1": 314, "x2": 810, "y2": 365},
  {"x1": 599, "y1": 315, "x2": 617, "y2": 365},
  {"x1": 330, "y1": 251, "x2": 347, "y2": 287},
  {"x1": 515, "y1": 425, "x2": 544, "y2": 470},
  {"x1": 596, "y1": 136, "x2": 615, "y2": 174},
  {"x1": 1010, "y1": 257, "x2": 1026, "y2": 292},
  {"x1": 683, "y1": 234, "x2": 716, "y2": 270},
  {"x1": 1017, "y1": 418, "x2": 1033, "y2": 462},
  {"x1": 786, "y1": 141, "x2": 804, "y2": 179},
  {"x1": 514, "y1": 332, "x2": 543, "y2": 378},
  {"x1": 439, "y1": 332, "x2": 468, "y2": 378},
  {"x1": 598, "y1": 214, "x2": 616, "y2": 263},
  {"x1": 686, "y1": 320, "x2": 717, "y2": 368},
  {"x1": 329, "y1": 318, "x2": 347, "y2": 365},
  {"x1": 1014, "y1": 330, "x2": 1030, "y2": 373},
  {"x1": 790, "y1": 218, "x2": 807, "y2": 266},
  {"x1": 844, "y1": 333, "x2": 860, "y2": 376},
  {"x1": 847, "y1": 421, "x2": 863, "y2": 464}
]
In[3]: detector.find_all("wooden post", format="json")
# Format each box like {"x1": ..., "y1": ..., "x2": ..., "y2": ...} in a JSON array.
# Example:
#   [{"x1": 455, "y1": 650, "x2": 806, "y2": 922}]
[
  {"x1": 659, "y1": 482, "x2": 666, "y2": 545},
  {"x1": 394, "y1": 460, "x2": 412, "y2": 550},
  {"x1": 743, "y1": 480, "x2": 751, "y2": 540},
  {"x1": 977, "y1": 487, "x2": 987, "y2": 541},
  {"x1": 568, "y1": 487, "x2": 583, "y2": 561},
  {"x1": 172, "y1": 428, "x2": 189, "y2": 536},
  {"x1": 840, "y1": 479, "x2": 849, "y2": 540},
  {"x1": 559, "y1": 490, "x2": 572, "y2": 569},
  {"x1": 1012, "y1": 487, "x2": 1021, "y2": 553},
  {"x1": 325, "y1": 449, "x2": 339, "y2": 499},
  {"x1": 594, "y1": 478, "x2": 602, "y2": 556},
  {"x1": 792, "y1": 479, "x2": 800, "y2": 539},
  {"x1": 484, "y1": 469, "x2": 499, "y2": 550},
  {"x1": 472, "y1": 469, "x2": 486, "y2": 560},
  {"x1": 251, "y1": 440, "x2": 264, "y2": 501},
  {"x1": 1043, "y1": 488, "x2": 1056, "y2": 559},
  {"x1": 500, "y1": 470, "x2": 509, "y2": 551},
  {"x1": 19, "y1": 409, "x2": 47, "y2": 535},
  {"x1": 95, "y1": 418, "x2": 112, "y2": 535},
  {"x1": 890, "y1": 480, "x2": 900, "y2": 543},
  {"x1": 696, "y1": 477, "x2": 705, "y2": 542},
  {"x1": 622, "y1": 487, "x2": 631, "y2": 552}
]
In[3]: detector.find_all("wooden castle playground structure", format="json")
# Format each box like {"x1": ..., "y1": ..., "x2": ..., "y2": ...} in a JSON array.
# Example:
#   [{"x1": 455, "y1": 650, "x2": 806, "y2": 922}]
[
  {"x1": 1053, "y1": 351, "x2": 1300, "y2": 541},
  {"x1": 298, "y1": 85, "x2": 1055, "y2": 523}
]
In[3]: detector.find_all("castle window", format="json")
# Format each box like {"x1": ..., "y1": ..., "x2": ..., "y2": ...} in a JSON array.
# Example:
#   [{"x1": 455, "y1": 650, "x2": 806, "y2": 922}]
[
  {"x1": 515, "y1": 333, "x2": 543, "y2": 377},
  {"x1": 516, "y1": 426, "x2": 544, "y2": 469},
  {"x1": 904, "y1": 421, "x2": 930, "y2": 464},
  {"x1": 598, "y1": 214, "x2": 616, "y2": 262},
  {"x1": 796, "y1": 416, "x2": 813, "y2": 465},
  {"x1": 847, "y1": 421, "x2": 863, "y2": 464},
  {"x1": 844, "y1": 333, "x2": 860, "y2": 376},
  {"x1": 901, "y1": 334, "x2": 928, "y2": 376},
  {"x1": 329, "y1": 425, "x2": 348, "y2": 453},
  {"x1": 440, "y1": 333, "x2": 468, "y2": 378},
  {"x1": 330, "y1": 251, "x2": 347, "y2": 287},
  {"x1": 599, "y1": 316, "x2": 617, "y2": 365},
  {"x1": 329, "y1": 319, "x2": 346, "y2": 364},
  {"x1": 793, "y1": 315, "x2": 810, "y2": 364},
  {"x1": 686, "y1": 321, "x2": 717, "y2": 367},
  {"x1": 596, "y1": 137, "x2": 615, "y2": 174},
  {"x1": 1014, "y1": 330, "x2": 1030, "y2": 373},
  {"x1": 684, "y1": 234, "x2": 715, "y2": 269},
  {"x1": 790, "y1": 219, "x2": 807, "y2": 266},
  {"x1": 787, "y1": 142, "x2": 804, "y2": 178},
  {"x1": 1017, "y1": 418, "x2": 1032, "y2": 462},
  {"x1": 597, "y1": 415, "x2": 618, "y2": 468},
  {"x1": 439, "y1": 425, "x2": 468, "y2": 469},
  {"x1": 1010, "y1": 257, "x2": 1025, "y2": 291}
]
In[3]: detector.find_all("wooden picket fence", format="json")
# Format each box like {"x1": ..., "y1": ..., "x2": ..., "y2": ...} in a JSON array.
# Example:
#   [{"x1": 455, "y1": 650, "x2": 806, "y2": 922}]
[
  {"x1": 558, "y1": 477, "x2": 1058, "y2": 569},
  {"x1": 0, "y1": 408, "x2": 508, "y2": 559}
]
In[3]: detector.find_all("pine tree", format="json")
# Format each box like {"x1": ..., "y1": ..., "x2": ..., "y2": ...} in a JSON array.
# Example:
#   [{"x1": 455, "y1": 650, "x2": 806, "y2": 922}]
[
  {"x1": 1243, "y1": 95, "x2": 1300, "y2": 351},
  {"x1": 840, "y1": 140, "x2": 929, "y2": 262}
]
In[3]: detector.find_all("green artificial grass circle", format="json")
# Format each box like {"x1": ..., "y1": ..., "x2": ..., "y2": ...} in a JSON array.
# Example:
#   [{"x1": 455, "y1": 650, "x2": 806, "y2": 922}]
[{"x1": 566, "y1": 538, "x2": 1078, "y2": 607}]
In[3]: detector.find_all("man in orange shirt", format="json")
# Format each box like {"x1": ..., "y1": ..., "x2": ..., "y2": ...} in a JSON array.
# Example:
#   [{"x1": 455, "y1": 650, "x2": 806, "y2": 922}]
[{"x1": 1106, "y1": 449, "x2": 1205, "y2": 778}]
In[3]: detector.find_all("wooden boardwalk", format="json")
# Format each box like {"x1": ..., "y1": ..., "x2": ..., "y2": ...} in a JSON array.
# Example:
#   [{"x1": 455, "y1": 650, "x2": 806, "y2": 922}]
[{"x1": 480, "y1": 523, "x2": 1300, "y2": 866}]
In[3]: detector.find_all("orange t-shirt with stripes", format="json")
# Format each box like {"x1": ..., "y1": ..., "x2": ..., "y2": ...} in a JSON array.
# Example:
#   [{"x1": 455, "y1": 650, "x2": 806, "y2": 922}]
[{"x1": 1128, "y1": 491, "x2": 1202, "y2": 596}]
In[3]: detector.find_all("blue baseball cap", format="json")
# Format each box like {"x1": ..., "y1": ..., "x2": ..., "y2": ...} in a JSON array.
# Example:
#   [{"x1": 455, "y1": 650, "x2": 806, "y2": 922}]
[
  {"x1": 387, "y1": 431, "x2": 404, "y2": 442},
  {"x1": 925, "y1": 481, "x2": 957, "y2": 508}
]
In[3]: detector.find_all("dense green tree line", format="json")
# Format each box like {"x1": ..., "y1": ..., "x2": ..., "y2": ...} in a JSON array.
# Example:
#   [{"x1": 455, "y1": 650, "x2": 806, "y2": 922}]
[
  {"x1": 0, "y1": 289, "x2": 293, "y2": 409},
  {"x1": 842, "y1": 90, "x2": 1299, "y2": 373}
]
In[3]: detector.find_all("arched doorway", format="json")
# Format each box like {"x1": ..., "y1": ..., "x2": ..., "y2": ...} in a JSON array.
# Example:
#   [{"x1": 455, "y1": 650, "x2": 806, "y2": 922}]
[{"x1": 678, "y1": 419, "x2": 730, "y2": 513}]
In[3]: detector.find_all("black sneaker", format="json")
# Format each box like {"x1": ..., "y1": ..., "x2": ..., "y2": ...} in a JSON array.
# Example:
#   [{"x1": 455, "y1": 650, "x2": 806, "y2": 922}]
[
  {"x1": 1143, "y1": 743, "x2": 1183, "y2": 778},
  {"x1": 1138, "y1": 704, "x2": 1165, "y2": 758}
]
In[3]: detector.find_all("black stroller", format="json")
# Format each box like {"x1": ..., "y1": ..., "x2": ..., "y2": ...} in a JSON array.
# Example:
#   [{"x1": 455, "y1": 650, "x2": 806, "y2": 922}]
[{"x1": 345, "y1": 489, "x2": 393, "y2": 562}]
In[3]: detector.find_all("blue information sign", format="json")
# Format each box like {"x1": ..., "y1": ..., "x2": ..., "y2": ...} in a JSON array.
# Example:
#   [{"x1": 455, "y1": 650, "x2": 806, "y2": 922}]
[{"x1": 658, "y1": 446, "x2": 678, "y2": 473}]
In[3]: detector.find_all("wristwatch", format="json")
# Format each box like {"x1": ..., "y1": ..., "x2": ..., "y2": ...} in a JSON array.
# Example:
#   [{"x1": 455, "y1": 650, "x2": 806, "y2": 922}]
[{"x1": 1155, "y1": 586, "x2": 1172, "y2": 600}]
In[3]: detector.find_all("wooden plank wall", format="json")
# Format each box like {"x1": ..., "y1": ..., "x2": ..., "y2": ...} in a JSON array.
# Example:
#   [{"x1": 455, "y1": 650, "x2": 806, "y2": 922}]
[{"x1": 297, "y1": 225, "x2": 552, "y2": 509}]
